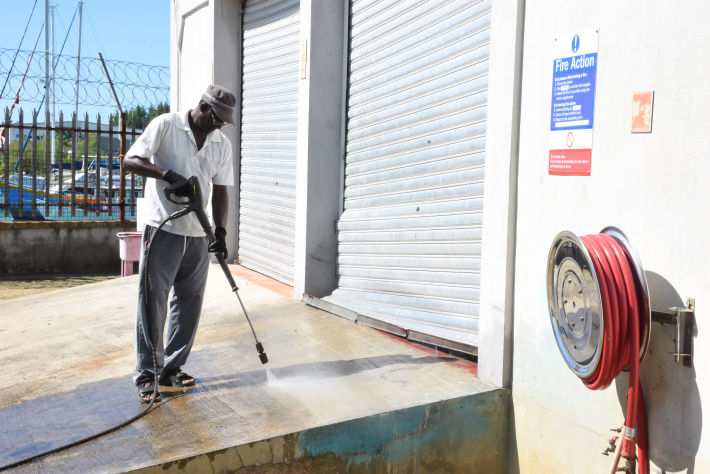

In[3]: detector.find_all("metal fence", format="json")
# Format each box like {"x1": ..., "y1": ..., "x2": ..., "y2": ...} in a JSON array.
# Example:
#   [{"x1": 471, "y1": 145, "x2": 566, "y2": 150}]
[{"x1": 1, "y1": 108, "x2": 143, "y2": 222}]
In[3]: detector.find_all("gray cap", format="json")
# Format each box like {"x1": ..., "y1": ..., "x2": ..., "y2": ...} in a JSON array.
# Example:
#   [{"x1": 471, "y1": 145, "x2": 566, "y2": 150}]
[{"x1": 201, "y1": 84, "x2": 237, "y2": 124}]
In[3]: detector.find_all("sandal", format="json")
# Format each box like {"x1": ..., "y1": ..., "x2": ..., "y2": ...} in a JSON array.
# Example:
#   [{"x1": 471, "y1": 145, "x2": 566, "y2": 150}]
[
  {"x1": 159, "y1": 368, "x2": 196, "y2": 387},
  {"x1": 137, "y1": 379, "x2": 161, "y2": 404}
]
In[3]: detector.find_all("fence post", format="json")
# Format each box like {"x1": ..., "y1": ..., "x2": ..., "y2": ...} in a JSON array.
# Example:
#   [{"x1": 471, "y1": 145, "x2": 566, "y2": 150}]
[
  {"x1": 71, "y1": 112, "x2": 78, "y2": 217},
  {"x1": 45, "y1": 109, "x2": 50, "y2": 217},
  {"x1": 83, "y1": 113, "x2": 89, "y2": 216},
  {"x1": 31, "y1": 109, "x2": 38, "y2": 219},
  {"x1": 108, "y1": 114, "x2": 114, "y2": 217},
  {"x1": 130, "y1": 119, "x2": 137, "y2": 219},
  {"x1": 18, "y1": 109, "x2": 24, "y2": 219},
  {"x1": 96, "y1": 113, "x2": 102, "y2": 216},
  {"x1": 3, "y1": 108, "x2": 9, "y2": 218},
  {"x1": 58, "y1": 110, "x2": 64, "y2": 218},
  {"x1": 119, "y1": 111, "x2": 126, "y2": 221}
]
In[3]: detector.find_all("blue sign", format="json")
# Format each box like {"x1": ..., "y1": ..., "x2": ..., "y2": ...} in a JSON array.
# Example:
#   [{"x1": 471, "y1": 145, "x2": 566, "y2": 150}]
[{"x1": 550, "y1": 52, "x2": 598, "y2": 131}]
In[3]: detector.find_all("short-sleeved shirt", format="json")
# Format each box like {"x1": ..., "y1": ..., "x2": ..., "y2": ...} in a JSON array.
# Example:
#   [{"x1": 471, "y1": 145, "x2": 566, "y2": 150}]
[{"x1": 127, "y1": 111, "x2": 234, "y2": 237}]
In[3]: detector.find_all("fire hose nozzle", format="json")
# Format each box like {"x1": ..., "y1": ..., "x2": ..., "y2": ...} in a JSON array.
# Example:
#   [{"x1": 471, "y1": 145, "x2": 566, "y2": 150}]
[{"x1": 620, "y1": 435, "x2": 637, "y2": 459}]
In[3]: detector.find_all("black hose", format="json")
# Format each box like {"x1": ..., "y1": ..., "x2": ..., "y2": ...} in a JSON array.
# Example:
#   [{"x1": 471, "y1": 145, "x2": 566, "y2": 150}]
[{"x1": 0, "y1": 216, "x2": 174, "y2": 472}]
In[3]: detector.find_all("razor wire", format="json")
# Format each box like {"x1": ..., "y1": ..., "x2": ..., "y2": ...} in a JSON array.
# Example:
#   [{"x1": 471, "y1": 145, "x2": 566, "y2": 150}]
[{"x1": 0, "y1": 47, "x2": 169, "y2": 110}]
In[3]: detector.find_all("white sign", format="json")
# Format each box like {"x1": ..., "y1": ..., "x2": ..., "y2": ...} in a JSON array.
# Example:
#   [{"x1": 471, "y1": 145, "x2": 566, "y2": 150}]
[{"x1": 549, "y1": 29, "x2": 599, "y2": 175}]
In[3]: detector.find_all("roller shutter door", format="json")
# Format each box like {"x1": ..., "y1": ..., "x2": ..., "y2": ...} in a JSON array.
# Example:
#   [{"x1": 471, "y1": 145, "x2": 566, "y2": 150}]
[
  {"x1": 323, "y1": 0, "x2": 491, "y2": 353},
  {"x1": 239, "y1": 0, "x2": 300, "y2": 285}
]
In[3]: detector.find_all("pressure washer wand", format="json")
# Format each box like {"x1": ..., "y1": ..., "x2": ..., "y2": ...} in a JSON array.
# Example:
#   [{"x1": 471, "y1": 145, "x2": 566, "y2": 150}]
[
  {"x1": 213, "y1": 251, "x2": 269, "y2": 365},
  {"x1": 164, "y1": 177, "x2": 268, "y2": 365}
]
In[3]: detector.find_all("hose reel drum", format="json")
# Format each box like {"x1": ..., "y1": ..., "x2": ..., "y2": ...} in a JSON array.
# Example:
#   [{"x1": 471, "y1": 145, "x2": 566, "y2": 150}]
[
  {"x1": 546, "y1": 226, "x2": 651, "y2": 379},
  {"x1": 546, "y1": 226, "x2": 697, "y2": 473}
]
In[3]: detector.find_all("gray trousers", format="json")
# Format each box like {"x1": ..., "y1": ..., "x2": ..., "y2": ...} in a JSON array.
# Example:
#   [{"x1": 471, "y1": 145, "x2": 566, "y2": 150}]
[{"x1": 135, "y1": 225, "x2": 209, "y2": 383}]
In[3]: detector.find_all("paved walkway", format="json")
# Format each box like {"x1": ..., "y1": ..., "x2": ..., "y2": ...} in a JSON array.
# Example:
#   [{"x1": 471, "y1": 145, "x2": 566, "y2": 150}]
[{"x1": 1, "y1": 265, "x2": 492, "y2": 473}]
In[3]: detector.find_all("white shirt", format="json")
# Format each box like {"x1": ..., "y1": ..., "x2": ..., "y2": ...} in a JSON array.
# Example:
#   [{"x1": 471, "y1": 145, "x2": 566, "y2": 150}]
[{"x1": 127, "y1": 111, "x2": 234, "y2": 237}]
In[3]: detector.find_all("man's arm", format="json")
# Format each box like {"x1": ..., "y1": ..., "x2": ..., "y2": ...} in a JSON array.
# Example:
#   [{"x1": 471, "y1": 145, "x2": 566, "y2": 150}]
[
  {"x1": 123, "y1": 155, "x2": 169, "y2": 180},
  {"x1": 124, "y1": 156, "x2": 191, "y2": 197},
  {"x1": 211, "y1": 185, "x2": 229, "y2": 229}
]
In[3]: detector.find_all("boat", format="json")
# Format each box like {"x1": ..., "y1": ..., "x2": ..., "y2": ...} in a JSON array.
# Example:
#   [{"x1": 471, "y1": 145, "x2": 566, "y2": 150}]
[
  {"x1": 0, "y1": 173, "x2": 79, "y2": 206},
  {"x1": 68, "y1": 160, "x2": 144, "y2": 211},
  {"x1": 1, "y1": 159, "x2": 143, "y2": 220}
]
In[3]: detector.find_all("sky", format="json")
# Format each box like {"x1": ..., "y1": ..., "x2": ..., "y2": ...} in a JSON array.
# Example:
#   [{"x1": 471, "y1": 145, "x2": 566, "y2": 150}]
[{"x1": 0, "y1": 0, "x2": 170, "y2": 119}]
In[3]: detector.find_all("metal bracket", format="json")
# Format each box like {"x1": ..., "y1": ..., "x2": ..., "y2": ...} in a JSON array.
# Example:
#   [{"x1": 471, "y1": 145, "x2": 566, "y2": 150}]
[{"x1": 651, "y1": 298, "x2": 695, "y2": 367}]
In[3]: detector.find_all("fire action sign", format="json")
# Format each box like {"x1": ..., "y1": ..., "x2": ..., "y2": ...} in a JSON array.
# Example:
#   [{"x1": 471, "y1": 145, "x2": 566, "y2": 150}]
[{"x1": 549, "y1": 29, "x2": 598, "y2": 175}]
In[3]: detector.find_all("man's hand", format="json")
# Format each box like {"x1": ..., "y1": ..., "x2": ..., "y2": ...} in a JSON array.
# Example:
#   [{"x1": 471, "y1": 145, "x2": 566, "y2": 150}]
[
  {"x1": 163, "y1": 170, "x2": 191, "y2": 197},
  {"x1": 209, "y1": 227, "x2": 228, "y2": 260}
]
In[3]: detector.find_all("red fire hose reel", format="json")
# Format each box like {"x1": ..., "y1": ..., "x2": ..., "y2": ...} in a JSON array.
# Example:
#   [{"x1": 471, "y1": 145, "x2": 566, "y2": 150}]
[{"x1": 547, "y1": 227, "x2": 652, "y2": 473}]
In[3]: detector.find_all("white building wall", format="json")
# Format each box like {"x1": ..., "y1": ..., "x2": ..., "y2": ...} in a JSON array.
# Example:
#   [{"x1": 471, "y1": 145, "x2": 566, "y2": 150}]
[
  {"x1": 173, "y1": 0, "x2": 214, "y2": 112},
  {"x1": 171, "y1": 0, "x2": 241, "y2": 260},
  {"x1": 513, "y1": 1, "x2": 710, "y2": 472},
  {"x1": 167, "y1": 1, "x2": 710, "y2": 470},
  {"x1": 477, "y1": 0, "x2": 524, "y2": 388}
]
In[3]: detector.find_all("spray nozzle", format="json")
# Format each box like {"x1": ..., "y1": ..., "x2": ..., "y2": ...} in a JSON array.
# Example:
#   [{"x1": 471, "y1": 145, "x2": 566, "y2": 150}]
[{"x1": 256, "y1": 342, "x2": 268, "y2": 364}]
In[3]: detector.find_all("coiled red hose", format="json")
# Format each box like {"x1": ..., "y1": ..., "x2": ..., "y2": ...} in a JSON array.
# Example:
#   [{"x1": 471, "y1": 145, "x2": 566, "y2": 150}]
[{"x1": 579, "y1": 233, "x2": 648, "y2": 474}]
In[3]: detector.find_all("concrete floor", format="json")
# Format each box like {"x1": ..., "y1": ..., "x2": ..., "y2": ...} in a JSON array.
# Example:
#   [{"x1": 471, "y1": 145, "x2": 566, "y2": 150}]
[{"x1": 0, "y1": 265, "x2": 500, "y2": 473}]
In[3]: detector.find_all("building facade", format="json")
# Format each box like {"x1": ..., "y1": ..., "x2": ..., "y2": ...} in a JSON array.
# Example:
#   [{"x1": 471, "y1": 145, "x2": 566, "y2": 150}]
[{"x1": 172, "y1": 0, "x2": 709, "y2": 471}]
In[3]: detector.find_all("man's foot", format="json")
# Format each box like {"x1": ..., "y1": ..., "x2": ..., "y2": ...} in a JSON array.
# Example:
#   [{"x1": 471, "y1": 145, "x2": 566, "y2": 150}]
[
  {"x1": 137, "y1": 379, "x2": 161, "y2": 404},
  {"x1": 159, "y1": 368, "x2": 196, "y2": 387}
]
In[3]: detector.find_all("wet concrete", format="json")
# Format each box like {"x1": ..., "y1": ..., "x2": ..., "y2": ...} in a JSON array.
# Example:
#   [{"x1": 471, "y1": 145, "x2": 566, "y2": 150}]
[{"x1": 0, "y1": 265, "x2": 504, "y2": 473}]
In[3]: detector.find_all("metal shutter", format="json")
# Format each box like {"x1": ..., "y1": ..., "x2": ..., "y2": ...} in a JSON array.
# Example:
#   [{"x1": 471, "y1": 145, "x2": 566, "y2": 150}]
[
  {"x1": 239, "y1": 0, "x2": 300, "y2": 285},
  {"x1": 323, "y1": 0, "x2": 491, "y2": 353}
]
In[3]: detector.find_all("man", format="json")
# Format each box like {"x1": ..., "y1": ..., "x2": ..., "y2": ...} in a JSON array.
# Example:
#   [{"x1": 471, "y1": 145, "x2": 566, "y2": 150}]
[{"x1": 124, "y1": 85, "x2": 236, "y2": 403}]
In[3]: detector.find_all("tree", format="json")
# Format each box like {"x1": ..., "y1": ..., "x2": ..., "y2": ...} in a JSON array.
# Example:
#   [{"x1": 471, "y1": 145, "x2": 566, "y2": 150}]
[{"x1": 111, "y1": 101, "x2": 170, "y2": 129}]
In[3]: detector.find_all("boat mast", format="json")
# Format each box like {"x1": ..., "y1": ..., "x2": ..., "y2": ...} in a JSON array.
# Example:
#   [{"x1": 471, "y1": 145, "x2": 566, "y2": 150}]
[
  {"x1": 44, "y1": 0, "x2": 49, "y2": 120},
  {"x1": 74, "y1": 1, "x2": 83, "y2": 120},
  {"x1": 50, "y1": 3, "x2": 56, "y2": 166}
]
